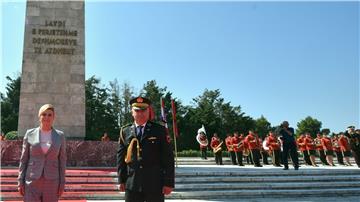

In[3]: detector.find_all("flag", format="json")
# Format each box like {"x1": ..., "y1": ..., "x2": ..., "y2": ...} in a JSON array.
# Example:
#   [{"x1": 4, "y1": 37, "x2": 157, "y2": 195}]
[{"x1": 171, "y1": 99, "x2": 179, "y2": 138}]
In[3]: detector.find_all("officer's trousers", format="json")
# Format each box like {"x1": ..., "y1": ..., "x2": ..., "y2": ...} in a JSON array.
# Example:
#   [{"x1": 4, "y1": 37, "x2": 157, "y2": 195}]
[
  {"x1": 24, "y1": 176, "x2": 59, "y2": 202},
  {"x1": 282, "y1": 143, "x2": 299, "y2": 169},
  {"x1": 125, "y1": 190, "x2": 164, "y2": 202}
]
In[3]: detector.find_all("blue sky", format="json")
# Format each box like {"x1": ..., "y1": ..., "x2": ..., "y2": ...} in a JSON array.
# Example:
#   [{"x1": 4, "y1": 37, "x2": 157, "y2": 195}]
[{"x1": 1, "y1": 1, "x2": 359, "y2": 133}]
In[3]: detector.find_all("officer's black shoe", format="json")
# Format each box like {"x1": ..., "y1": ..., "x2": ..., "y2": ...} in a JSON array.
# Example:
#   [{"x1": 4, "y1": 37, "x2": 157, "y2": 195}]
[
  {"x1": 239, "y1": 164, "x2": 245, "y2": 166},
  {"x1": 283, "y1": 167, "x2": 289, "y2": 170},
  {"x1": 294, "y1": 167, "x2": 299, "y2": 170}
]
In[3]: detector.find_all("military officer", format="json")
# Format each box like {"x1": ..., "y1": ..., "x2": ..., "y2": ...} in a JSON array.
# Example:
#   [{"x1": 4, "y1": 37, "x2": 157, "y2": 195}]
[{"x1": 117, "y1": 96, "x2": 175, "y2": 202}]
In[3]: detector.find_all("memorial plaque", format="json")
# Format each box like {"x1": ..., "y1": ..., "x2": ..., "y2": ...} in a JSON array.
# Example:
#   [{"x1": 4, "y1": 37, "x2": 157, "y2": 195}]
[{"x1": 18, "y1": 1, "x2": 85, "y2": 139}]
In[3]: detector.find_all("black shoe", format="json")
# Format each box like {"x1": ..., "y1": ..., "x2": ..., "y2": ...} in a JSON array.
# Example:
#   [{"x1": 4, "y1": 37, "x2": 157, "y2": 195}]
[
  {"x1": 283, "y1": 167, "x2": 289, "y2": 170},
  {"x1": 239, "y1": 164, "x2": 245, "y2": 166},
  {"x1": 295, "y1": 167, "x2": 299, "y2": 170}
]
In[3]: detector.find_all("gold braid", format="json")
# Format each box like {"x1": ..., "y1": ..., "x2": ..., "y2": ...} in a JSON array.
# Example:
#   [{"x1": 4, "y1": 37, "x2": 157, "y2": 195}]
[{"x1": 125, "y1": 138, "x2": 141, "y2": 164}]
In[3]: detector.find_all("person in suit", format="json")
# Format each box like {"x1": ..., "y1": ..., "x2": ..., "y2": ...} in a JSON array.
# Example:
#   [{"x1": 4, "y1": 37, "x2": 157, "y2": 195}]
[
  {"x1": 117, "y1": 96, "x2": 175, "y2": 202},
  {"x1": 17, "y1": 104, "x2": 66, "y2": 202},
  {"x1": 278, "y1": 121, "x2": 299, "y2": 170}
]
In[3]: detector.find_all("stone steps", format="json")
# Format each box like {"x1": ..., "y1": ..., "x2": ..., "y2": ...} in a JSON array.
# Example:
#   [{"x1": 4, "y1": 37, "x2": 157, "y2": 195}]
[{"x1": 1, "y1": 163, "x2": 360, "y2": 200}]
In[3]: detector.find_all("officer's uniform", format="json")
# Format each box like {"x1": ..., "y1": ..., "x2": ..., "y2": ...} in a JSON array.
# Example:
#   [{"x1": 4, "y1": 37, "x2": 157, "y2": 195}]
[{"x1": 117, "y1": 97, "x2": 175, "y2": 202}]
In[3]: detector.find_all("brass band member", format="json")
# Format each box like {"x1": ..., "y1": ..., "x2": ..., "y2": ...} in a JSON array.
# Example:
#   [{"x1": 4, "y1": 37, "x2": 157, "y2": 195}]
[
  {"x1": 225, "y1": 133, "x2": 236, "y2": 165},
  {"x1": 210, "y1": 133, "x2": 223, "y2": 165},
  {"x1": 260, "y1": 136, "x2": 270, "y2": 165},
  {"x1": 266, "y1": 131, "x2": 281, "y2": 167},
  {"x1": 232, "y1": 132, "x2": 245, "y2": 166},
  {"x1": 345, "y1": 126, "x2": 360, "y2": 167},
  {"x1": 338, "y1": 132, "x2": 352, "y2": 166},
  {"x1": 245, "y1": 130, "x2": 262, "y2": 167},
  {"x1": 117, "y1": 97, "x2": 174, "y2": 202},
  {"x1": 315, "y1": 133, "x2": 328, "y2": 165},
  {"x1": 321, "y1": 133, "x2": 335, "y2": 166},
  {"x1": 197, "y1": 125, "x2": 208, "y2": 160},
  {"x1": 332, "y1": 134, "x2": 345, "y2": 165},
  {"x1": 304, "y1": 133, "x2": 318, "y2": 167},
  {"x1": 297, "y1": 134, "x2": 312, "y2": 165}
]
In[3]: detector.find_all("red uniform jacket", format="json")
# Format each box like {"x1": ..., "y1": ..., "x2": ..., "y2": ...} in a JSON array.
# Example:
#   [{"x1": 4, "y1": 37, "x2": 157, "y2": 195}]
[
  {"x1": 210, "y1": 137, "x2": 221, "y2": 149},
  {"x1": 321, "y1": 137, "x2": 333, "y2": 151},
  {"x1": 314, "y1": 137, "x2": 323, "y2": 151},
  {"x1": 266, "y1": 135, "x2": 280, "y2": 151},
  {"x1": 231, "y1": 136, "x2": 243, "y2": 152},
  {"x1": 304, "y1": 136, "x2": 316, "y2": 151},
  {"x1": 297, "y1": 137, "x2": 307, "y2": 152},
  {"x1": 339, "y1": 136, "x2": 351, "y2": 152},
  {"x1": 245, "y1": 134, "x2": 260, "y2": 150},
  {"x1": 332, "y1": 138, "x2": 340, "y2": 152},
  {"x1": 225, "y1": 136, "x2": 233, "y2": 152}
]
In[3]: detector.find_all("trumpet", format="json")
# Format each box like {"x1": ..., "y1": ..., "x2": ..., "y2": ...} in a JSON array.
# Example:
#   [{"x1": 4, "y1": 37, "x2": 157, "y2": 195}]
[{"x1": 213, "y1": 141, "x2": 224, "y2": 153}]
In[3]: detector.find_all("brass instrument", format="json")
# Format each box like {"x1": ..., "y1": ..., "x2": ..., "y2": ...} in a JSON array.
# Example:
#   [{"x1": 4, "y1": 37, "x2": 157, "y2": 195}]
[
  {"x1": 125, "y1": 138, "x2": 141, "y2": 164},
  {"x1": 196, "y1": 133, "x2": 208, "y2": 147},
  {"x1": 213, "y1": 141, "x2": 223, "y2": 153},
  {"x1": 243, "y1": 148, "x2": 250, "y2": 156}
]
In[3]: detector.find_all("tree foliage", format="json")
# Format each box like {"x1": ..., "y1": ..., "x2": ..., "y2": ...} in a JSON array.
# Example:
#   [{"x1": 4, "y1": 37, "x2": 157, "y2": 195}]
[
  {"x1": 1, "y1": 75, "x2": 21, "y2": 134},
  {"x1": 85, "y1": 76, "x2": 119, "y2": 140},
  {"x1": 254, "y1": 116, "x2": 271, "y2": 138},
  {"x1": 178, "y1": 89, "x2": 255, "y2": 150},
  {"x1": 296, "y1": 116, "x2": 322, "y2": 137}
]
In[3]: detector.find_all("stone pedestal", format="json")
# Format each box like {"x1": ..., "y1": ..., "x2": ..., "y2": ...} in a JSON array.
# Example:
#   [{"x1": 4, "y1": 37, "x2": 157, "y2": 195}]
[{"x1": 18, "y1": 1, "x2": 85, "y2": 138}]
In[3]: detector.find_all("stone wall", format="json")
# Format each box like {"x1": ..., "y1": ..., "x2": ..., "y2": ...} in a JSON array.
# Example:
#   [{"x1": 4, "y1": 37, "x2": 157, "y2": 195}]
[{"x1": 1, "y1": 140, "x2": 118, "y2": 167}]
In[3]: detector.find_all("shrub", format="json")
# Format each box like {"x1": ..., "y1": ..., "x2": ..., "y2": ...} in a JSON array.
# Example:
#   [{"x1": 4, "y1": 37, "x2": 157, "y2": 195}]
[{"x1": 5, "y1": 131, "x2": 18, "y2": 140}]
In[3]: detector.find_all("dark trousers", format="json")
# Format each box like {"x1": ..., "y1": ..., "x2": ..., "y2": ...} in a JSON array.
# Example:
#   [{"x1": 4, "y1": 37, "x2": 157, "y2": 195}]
[
  {"x1": 214, "y1": 151, "x2": 223, "y2": 165},
  {"x1": 235, "y1": 151, "x2": 243, "y2": 165},
  {"x1": 302, "y1": 151, "x2": 312, "y2": 165},
  {"x1": 229, "y1": 151, "x2": 237, "y2": 165},
  {"x1": 125, "y1": 190, "x2": 164, "y2": 202},
  {"x1": 272, "y1": 150, "x2": 281, "y2": 166},
  {"x1": 335, "y1": 151, "x2": 344, "y2": 165},
  {"x1": 250, "y1": 149, "x2": 261, "y2": 166},
  {"x1": 282, "y1": 143, "x2": 299, "y2": 169},
  {"x1": 318, "y1": 150, "x2": 328, "y2": 165},
  {"x1": 352, "y1": 149, "x2": 360, "y2": 167},
  {"x1": 261, "y1": 150, "x2": 269, "y2": 165},
  {"x1": 246, "y1": 153, "x2": 253, "y2": 164},
  {"x1": 200, "y1": 147, "x2": 207, "y2": 159}
]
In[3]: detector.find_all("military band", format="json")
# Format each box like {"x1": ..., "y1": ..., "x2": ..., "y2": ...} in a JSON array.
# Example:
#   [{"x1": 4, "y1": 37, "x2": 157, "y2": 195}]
[{"x1": 192, "y1": 124, "x2": 360, "y2": 169}]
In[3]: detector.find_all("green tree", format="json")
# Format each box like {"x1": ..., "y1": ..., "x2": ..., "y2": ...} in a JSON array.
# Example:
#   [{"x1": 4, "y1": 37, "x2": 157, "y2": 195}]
[
  {"x1": 1, "y1": 75, "x2": 21, "y2": 134},
  {"x1": 118, "y1": 81, "x2": 135, "y2": 126},
  {"x1": 254, "y1": 115, "x2": 272, "y2": 138},
  {"x1": 179, "y1": 89, "x2": 255, "y2": 150},
  {"x1": 85, "y1": 76, "x2": 119, "y2": 140},
  {"x1": 296, "y1": 116, "x2": 322, "y2": 137}
]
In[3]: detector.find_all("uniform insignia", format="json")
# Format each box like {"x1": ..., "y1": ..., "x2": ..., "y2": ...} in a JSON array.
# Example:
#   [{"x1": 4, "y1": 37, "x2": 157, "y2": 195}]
[
  {"x1": 166, "y1": 135, "x2": 171, "y2": 143},
  {"x1": 148, "y1": 137, "x2": 157, "y2": 140}
]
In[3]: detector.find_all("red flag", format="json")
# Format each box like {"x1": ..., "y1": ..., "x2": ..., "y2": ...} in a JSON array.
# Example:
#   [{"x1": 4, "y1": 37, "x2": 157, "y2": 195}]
[{"x1": 171, "y1": 99, "x2": 179, "y2": 138}]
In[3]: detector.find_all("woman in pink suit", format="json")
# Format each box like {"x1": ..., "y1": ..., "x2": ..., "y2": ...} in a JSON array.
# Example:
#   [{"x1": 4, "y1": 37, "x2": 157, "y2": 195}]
[{"x1": 17, "y1": 104, "x2": 66, "y2": 202}]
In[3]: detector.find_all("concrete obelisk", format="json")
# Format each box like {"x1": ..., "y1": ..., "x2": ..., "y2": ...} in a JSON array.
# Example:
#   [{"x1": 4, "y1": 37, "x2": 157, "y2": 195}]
[{"x1": 18, "y1": 1, "x2": 85, "y2": 139}]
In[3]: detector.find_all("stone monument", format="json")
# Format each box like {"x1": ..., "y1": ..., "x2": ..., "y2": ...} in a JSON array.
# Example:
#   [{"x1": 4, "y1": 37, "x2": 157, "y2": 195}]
[{"x1": 18, "y1": 0, "x2": 85, "y2": 139}]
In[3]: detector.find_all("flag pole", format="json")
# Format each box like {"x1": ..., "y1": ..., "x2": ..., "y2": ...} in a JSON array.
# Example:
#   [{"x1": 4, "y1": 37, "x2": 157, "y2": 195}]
[
  {"x1": 171, "y1": 99, "x2": 179, "y2": 168},
  {"x1": 160, "y1": 97, "x2": 177, "y2": 167}
]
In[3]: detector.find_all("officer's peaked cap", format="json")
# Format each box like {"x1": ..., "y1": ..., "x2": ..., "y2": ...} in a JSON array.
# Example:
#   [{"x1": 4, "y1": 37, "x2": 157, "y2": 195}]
[{"x1": 130, "y1": 96, "x2": 151, "y2": 110}]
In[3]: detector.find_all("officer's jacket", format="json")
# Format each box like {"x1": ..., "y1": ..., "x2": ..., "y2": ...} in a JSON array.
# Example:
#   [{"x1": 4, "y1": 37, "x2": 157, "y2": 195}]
[{"x1": 117, "y1": 121, "x2": 175, "y2": 193}]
